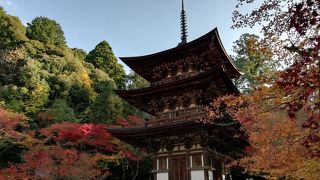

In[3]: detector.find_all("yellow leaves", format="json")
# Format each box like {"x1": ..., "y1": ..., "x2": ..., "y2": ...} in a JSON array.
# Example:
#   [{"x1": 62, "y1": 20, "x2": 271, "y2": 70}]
[
  {"x1": 293, "y1": 158, "x2": 320, "y2": 180},
  {"x1": 237, "y1": 110, "x2": 315, "y2": 178},
  {"x1": 79, "y1": 69, "x2": 92, "y2": 88},
  {"x1": 207, "y1": 84, "x2": 318, "y2": 178}
]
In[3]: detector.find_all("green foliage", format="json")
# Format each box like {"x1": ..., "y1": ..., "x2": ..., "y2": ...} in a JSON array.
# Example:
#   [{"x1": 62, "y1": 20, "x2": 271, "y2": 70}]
[
  {"x1": 0, "y1": 10, "x2": 126, "y2": 124},
  {"x1": 232, "y1": 33, "x2": 276, "y2": 93},
  {"x1": 0, "y1": 85, "x2": 28, "y2": 112},
  {"x1": 126, "y1": 71, "x2": 149, "y2": 90},
  {"x1": 47, "y1": 99, "x2": 77, "y2": 122},
  {"x1": 86, "y1": 41, "x2": 126, "y2": 89},
  {"x1": 0, "y1": 8, "x2": 152, "y2": 179},
  {"x1": 122, "y1": 72, "x2": 151, "y2": 119},
  {"x1": 72, "y1": 48, "x2": 87, "y2": 60},
  {"x1": 0, "y1": 7, "x2": 27, "y2": 49},
  {"x1": 86, "y1": 81, "x2": 123, "y2": 124},
  {"x1": 26, "y1": 16, "x2": 66, "y2": 46}
]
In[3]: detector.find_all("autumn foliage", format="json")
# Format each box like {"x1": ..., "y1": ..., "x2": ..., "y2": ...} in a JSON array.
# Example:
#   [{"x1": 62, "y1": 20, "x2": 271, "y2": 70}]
[
  {"x1": 204, "y1": 0, "x2": 320, "y2": 179},
  {"x1": 0, "y1": 108, "x2": 145, "y2": 179}
]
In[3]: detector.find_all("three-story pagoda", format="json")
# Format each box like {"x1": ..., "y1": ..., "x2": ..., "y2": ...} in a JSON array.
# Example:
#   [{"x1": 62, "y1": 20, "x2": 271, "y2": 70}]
[{"x1": 109, "y1": 1, "x2": 248, "y2": 180}]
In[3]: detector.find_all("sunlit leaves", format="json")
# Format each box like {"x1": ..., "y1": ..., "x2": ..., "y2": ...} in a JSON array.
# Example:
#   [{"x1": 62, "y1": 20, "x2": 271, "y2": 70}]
[{"x1": 26, "y1": 16, "x2": 66, "y2": 46}]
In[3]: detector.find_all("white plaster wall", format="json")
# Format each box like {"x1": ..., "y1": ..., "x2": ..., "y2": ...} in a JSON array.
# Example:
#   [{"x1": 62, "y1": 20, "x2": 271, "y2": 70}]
[
  {"x1": 191, "y1": 170, "x2": 205, "y2": 180},
  {"x1": 208, "y1": 171, "x2": 214, "y2": 180},
  {"x1": 157, "y1": 172, "x2": 169, "y2": 180}
]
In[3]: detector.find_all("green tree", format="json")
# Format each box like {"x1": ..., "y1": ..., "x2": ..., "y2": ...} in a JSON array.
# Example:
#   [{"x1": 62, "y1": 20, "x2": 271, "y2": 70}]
[
  {"x1": 232, "y1": 33, "x2": 276, "y2": 93},
  {"x1": 122, "y1": 71, "x2": 151, "y2": 119},
  {"x1": 0, "y1": 7, "x2": 27, "y2": 49},
  {"x1": 47, "y1": 99, "x2": 77, "y2": 122},
  {"x1": 26, "y1": 16, "x2": 66, "y2": 46},
  {"x1": 86, "y1": 81, "x2": 123, "y2": 124},
  {"x1": 0, "y1": 9, "x2": 125, "y2": 125},
  {"x1": 72, "y1": 48, "x2": 87, "y2": 61},
  {"x1": 86, "y1": 41, "x2": 126, "y2": 89}
]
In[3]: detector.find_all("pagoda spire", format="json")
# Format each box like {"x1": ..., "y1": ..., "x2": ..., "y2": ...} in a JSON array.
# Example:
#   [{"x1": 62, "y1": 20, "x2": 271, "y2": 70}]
[{"x1": 179, "y1": 0, "x2": 188, "y2": 45}]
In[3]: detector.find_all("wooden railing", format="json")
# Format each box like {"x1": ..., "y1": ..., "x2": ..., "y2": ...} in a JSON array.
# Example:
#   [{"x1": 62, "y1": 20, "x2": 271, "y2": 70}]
[
  {"x1": 151, "y1": 71, "x2": 200, "y2": 86},
  {"x1": 146, "y1": 107, "x2": 207, "y2": 126}
]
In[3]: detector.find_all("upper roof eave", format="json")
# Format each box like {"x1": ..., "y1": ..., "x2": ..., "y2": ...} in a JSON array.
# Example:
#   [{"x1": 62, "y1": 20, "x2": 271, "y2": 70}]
[
  {"x1": 119, "y1": 27, "x2": 241, "y2": 79},
  {"x1": 115, "y1": 63, "x2": 223, "y2": 97},
  {"x1": 119, "y1": 28, "x2": 218, "y2": 62},
  {"x1": 213, "y1": 29, "x2": 241, "y2": 78}
]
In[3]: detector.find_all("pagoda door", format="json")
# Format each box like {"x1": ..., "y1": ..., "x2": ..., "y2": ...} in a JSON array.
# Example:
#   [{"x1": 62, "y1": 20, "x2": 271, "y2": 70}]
[{"x1": 169, "y1": 156, "x2": 189, "y2": 180}]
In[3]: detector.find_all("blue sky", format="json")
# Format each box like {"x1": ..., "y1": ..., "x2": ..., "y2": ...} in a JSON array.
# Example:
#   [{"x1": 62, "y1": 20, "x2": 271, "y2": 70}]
[{"x1": 0, "y1": 0, "x2": 261, "y2": 72}]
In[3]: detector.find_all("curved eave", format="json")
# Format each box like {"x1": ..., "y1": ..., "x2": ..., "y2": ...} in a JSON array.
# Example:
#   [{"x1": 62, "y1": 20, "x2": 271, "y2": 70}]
[
  {"x1": 116, "y1": 65, "x2": 239, "y2": 98},
  {"x1": 119, "y1": 28, "x2": 218, "y2": 62},
  {"x1": 115, "y1": 65, "x2": 239, "y2": 114},
  {"x1": 119, "y1": 27, "x2": 241, "y2": 81},
  {"x1": 108, "y1": 120, "x2": 205, "y2": 145},
  {"x1": 116, "y1": 64, "x2": 223, "y2": 97},
  {"x1": 108, "y1": 120, "x2": 249, "y2": 148},
  {"x1": 213, "y1": 29, "x2": 241, "y2": 78}
]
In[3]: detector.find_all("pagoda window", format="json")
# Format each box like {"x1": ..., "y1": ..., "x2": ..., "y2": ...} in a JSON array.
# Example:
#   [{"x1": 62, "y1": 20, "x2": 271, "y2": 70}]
[
  {"x1": 192, "y1": 154, "x2": 203, "y2": 167},
  {"x1": 158, "y1": 157, "x2": 168, "y2": 170}
]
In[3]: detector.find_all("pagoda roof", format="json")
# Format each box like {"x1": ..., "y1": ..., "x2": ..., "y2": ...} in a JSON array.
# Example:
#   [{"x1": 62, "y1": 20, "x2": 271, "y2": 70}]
[
  {"x1": 115, "y1": 64, "x2": 239, "y2": 114},
  {"x1": 108, "y1": 120, "x2": 249, "y2": 151},
  {"x1": 119, "y1": 28, "x2": 240, "y2": 82}
]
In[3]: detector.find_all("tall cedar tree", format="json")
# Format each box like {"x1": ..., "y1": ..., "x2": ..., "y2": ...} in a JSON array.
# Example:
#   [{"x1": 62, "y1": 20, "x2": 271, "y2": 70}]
[{"x1": 86, "y1": 41, "x2": 126, "y2": 89}]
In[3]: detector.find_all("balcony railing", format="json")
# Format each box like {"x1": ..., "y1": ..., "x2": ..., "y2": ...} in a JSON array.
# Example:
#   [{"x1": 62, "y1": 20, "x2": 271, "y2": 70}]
[
  {"x1": 151, "y1": 71, "x2": 200, "y2": 86},
  {"x1": 146, "y1": 107, "x2": 207, "y2": 126}
]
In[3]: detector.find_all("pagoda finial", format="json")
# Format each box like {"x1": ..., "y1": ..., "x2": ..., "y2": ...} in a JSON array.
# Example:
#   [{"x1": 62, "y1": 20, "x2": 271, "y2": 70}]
[{"x1": 179, "y1": 0, "x2": 188, "y2": 45}]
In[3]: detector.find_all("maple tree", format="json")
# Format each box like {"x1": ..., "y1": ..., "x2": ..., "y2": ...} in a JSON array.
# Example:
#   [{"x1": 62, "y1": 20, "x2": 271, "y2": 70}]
[
  {"x1": 0, "y1": 108, "x2": 32, "y2": 168},
  {"x1": 204, "y1": 0, "x2": 319, "y2": 179},
  {"x1": 0, "y1": 109, "x2": 149, "y2": 179},
  {"x1": 232, "y1": 33, "x2": 275, "y2": 93}
]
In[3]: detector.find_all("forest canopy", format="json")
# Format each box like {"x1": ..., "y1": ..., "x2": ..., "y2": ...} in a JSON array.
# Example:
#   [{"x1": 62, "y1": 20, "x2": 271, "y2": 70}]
[
  {"x1": 0, "y1": 7, "x2": 146, "y2": 125},
  {"x1": 0, "y1": 6, "x2": 152, "y2": 179}
]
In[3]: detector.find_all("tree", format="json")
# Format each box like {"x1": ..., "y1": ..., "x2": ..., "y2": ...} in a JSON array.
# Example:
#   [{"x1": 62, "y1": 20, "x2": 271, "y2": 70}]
[
  {"x1": 121, "y1": 71, "x2": 151, "y2": 119},
  {"x1": 0, "y1": 109, "x2": 148, "y2": 179},
  {"x1": 0, "y1": 7, "x2": 27, "y2": 49},
  {"x1": 86, "y1": 81, "x2": 123, "y2": 124},
  {"x1": 86, "y1": 41, "x2": 126, "y2": 89},
  {"x1": 232, "y1": 33, "x2": 275, "y2": 93},
  {"x1": 26, "y1": 16, "x2": 66, "y2": 46},
  {"x1": 0, "y1": 108, "x2": 32, "y2": 168},
  {"x1": 232, "y1": 0, "x2": 319, "y2": 115},
  {"x1": 204, "y1": 0, "x2": 319, "y2": 178},
  {"x1": 46, "y1": 99, "x2": 77, "y2": 123}
]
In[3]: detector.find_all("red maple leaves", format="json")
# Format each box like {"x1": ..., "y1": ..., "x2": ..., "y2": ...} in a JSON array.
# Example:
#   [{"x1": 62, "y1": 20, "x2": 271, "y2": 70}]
[{"x1": 0, "y1": 109, "x2": 144, "y2": 179}]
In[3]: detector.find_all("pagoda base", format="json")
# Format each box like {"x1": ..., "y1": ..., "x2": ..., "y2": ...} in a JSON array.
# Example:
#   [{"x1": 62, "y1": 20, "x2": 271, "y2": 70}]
[{"x1": 152, "y1": 144, "x2": 228, "y2": 180}]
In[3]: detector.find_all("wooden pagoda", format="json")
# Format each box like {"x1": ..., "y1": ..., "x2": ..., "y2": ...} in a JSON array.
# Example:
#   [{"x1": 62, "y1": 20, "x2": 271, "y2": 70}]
[
  {"x1": 109, "y1": 27, "x2": 248, "y2": 180},
  {"x1": 109, "y1": 1, "x2": 248, "y2": 179}
]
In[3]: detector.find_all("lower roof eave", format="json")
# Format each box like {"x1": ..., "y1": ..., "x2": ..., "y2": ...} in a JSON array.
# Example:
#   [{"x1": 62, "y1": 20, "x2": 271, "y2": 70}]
[{"x1": 108, "y1": 120, "x2": 202, "y2": 138}]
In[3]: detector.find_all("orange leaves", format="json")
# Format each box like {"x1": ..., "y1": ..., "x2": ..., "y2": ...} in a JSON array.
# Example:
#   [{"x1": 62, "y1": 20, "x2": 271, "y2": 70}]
[
  {"x1": 1, "y1": 146, "x2": 108, "y2": 179},
  {"x1": 205, "y1": 85, "x2": 319, "y2": 178},
  {"x1": 229, "y1": 0, "x2": 319, "y2": 178},
  {"x1": 0, "y1": 110, "x2": 145, "y2": 179},
  {"x1": 237, "y1": 111, "x2": 312, "y2": 178}
]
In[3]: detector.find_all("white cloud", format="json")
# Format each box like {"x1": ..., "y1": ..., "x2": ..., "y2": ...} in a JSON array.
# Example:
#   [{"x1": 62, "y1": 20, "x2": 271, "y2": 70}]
[{"x1": 0, "y1": 0, "x2": 15, "y2": 7}]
